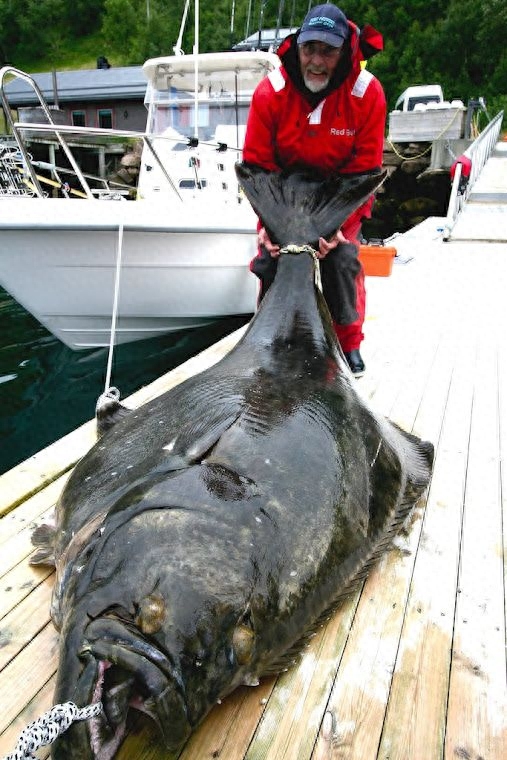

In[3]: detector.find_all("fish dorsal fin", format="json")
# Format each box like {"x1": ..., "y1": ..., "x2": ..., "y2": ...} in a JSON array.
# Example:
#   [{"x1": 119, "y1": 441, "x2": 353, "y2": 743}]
[{"x1": 235, "y1": 163, "x2": 386, "y2": 248}]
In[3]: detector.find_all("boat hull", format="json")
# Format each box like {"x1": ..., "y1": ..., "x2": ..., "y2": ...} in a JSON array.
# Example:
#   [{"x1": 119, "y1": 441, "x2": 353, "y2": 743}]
[{"x1": 0, "y1": 198, "x2": 258, "y2": 349}]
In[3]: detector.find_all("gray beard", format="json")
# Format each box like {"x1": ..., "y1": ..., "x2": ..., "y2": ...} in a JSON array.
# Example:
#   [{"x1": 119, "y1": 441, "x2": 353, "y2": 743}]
[{"x1": 303, "y1": 74, "x2": 330, "y2": 93}]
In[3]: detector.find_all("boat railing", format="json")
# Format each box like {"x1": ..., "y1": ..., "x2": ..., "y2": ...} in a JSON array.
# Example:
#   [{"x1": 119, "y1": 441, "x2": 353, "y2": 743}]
[
  {"x1": 0, "y1": 65, "x2": 247, "y2": 203},
  {"x1": 443, "y1": 109, "x2": 504, "y2": 240},
  {"x1": 0, "y1": 142, "x2": 39, "y2": 196}
]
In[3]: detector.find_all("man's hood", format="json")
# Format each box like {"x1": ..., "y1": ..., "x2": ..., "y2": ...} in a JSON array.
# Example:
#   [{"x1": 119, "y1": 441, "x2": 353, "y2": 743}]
[{"x1": 276, "y1": 19, "x2": 383, "y2": 108}]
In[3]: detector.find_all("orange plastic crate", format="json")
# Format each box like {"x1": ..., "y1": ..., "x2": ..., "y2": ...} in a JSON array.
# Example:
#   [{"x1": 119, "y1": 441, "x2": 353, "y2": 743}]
[{"x1": 358, "y1": 244, "x2": 397, "y2": 277}]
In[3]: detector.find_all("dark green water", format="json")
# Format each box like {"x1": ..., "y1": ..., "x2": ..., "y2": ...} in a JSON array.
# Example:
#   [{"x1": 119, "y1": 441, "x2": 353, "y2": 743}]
[{"x1": 0, "y1": 286, "x2": 249, "y2": 476}]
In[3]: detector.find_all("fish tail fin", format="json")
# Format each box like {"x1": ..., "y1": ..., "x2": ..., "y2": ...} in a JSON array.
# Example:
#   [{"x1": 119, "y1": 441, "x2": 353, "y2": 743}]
[{"x1": 235, "y1": 162, "x2": 386, "y2": 248}]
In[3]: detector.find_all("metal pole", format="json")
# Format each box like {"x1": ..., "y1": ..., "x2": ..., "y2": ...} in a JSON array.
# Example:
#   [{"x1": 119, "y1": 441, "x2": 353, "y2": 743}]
[
  {"x1": 257, "y1": 0, "x2": 266, "y2": 49},
  {"x1": 245, "y1": 0, "x2": 253, "y2": 37},
  {"x1": 51, "y1": 70, "x2": 59, "y2": 108},
  {"x1": 275, "y1": 0, "x2": 285, "y2": 44},
  {"x1": 193, "y1": 0, "x2": 199, "y2": 140},
  {"x1": 230, "y1": 0, "x2": 236, "y2": 35}
]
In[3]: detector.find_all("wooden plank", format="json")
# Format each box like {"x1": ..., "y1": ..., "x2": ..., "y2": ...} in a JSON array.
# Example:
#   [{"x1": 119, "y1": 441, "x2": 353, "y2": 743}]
[
  {"x1": 0, "y1": 474, "x2": 68, "y2": 550},
  {"x1": 310, "y1": 297, "x2": 455, "y2": 760},
  {"x1": 377, "y1": 329, "x2": 475, "y2": 759},
  {"x1": 0, "y1": 504, "x2": 56, "y2": 580},
  {"x1": 360, "y1": 253, "x2": 445, "y2": 420},
  {"x1": 499, "y1": 340, "x2": 507, "y2": 655},
  {"x1": 0, "y1": 580, "x2": 52, "y2": 671},
  {"x1": 0, "y1": 561, "x2": 53, "y2": 622},
  {"x1": 244, "y1": 594, "x2": 360, "y2": 760},
  {"x1": 179, "y1": 679, "x2": 275, "y2": 760},
  {"x1": 311, "y1": 548, "x2": 418, "y2": 760},
  {"x1": 0, "y1": 422, "x2": 97, "y2": 517},
  {"x1": 444, "y1": 335, "x2": 507, "y2": 759},
  {"x1": 0, "y1": 622, "x2": 58, "y2": 735},
  {"x1": 0, "y1": 677, "x2": 55, "y2": 760}
]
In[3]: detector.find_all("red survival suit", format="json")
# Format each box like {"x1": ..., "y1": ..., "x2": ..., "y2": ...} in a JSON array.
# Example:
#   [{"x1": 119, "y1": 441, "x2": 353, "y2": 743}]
[{"x1": 243, "y1": 21, "x2": 386, "y2": 352}]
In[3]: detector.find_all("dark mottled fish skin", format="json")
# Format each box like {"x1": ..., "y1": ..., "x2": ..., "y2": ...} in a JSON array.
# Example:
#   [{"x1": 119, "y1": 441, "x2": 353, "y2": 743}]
[{"x1": 47, "y1": 167, "x2": 433, "y2": 759}]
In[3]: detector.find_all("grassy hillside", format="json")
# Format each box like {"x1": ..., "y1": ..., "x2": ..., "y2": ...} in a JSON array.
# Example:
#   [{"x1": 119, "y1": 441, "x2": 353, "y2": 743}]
[{"x1": 13, "y1": 32, "x2": 129, "y2": 73}]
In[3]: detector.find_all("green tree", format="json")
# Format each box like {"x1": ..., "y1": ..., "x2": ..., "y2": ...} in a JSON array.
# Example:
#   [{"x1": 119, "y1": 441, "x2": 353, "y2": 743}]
[
  {"x1": 17, "y1": 0, "x2": 71, "y2": 65},
  {"x1": 0, "y1": 0, "x2": 504, "y2": 124}
]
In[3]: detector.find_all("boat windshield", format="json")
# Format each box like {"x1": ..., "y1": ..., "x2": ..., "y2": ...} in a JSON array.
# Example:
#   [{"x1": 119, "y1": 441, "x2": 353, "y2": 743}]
[
  {"x1": 406, "y1": 95, "x2": 442, "y2": 111},
  {"x1": 145, "y1": 81, "x2": 252, "y2": 147}
]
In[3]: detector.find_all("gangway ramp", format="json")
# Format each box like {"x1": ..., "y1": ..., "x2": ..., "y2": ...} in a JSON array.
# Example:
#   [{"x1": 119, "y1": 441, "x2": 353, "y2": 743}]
[{"x1": 449, "y1": 140, "x2": 507, "y2": 242}]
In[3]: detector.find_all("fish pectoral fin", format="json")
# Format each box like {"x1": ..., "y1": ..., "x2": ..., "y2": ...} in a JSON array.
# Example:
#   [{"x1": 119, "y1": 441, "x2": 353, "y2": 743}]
[
  {"x1": 29, "y1": 522, "x2": 57, "y2": 566},
  {"x1": 183, "y1": 411, "x2": 242, "y2": 464}
]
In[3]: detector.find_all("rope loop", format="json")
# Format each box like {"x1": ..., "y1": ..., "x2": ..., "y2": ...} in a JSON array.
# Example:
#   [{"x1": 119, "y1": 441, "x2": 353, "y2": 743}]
[
  {"x1": 279, "y1": 244, "x2": 322, "y2": 292},
  {"x1": 280, "y1": 243, "x2": 317, "y2": 256},
  {"x1": 3, "y1": 701, "x2": 102, "y2": 760},
  {"x1": 95, "y1": 385, "x2": 121, "y2": 415}
]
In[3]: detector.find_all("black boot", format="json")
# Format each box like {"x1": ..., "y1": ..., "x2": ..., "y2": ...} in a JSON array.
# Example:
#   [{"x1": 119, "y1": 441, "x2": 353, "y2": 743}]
[{"x1": 344, "y1": 349, "x2": 365, "y2": 377}]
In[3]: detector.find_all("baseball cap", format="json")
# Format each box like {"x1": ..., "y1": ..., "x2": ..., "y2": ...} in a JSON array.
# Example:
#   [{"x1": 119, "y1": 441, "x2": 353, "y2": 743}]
[{"x1": 298, "y1": 4, "x2": 349, "y2": 48}]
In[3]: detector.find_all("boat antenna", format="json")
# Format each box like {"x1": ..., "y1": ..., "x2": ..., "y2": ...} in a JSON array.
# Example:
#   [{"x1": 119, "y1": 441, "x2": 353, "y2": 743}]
[
  {"x1": 174, "y1": 0, "x2": 191, "y2": 55},
  {"x1": 234, "y1": 71, "x2": 239, "y2": 152},
  {"x1": 245, "y1": 0, "x2": 253, "y2": 38},
  {"x1": 230, "y1": 0, "x2": 236, "y2": 46},
  {"x1": 193, "y1": 0, "x2": 199, "y2": 140},
  {"x1": 274, "y1": 0, "x2": 285, "y2": 46},
  {"x1": 289, "y1": 0, "x2": 296, "y2": 27},
  {"x1": 257, "y1": 0, "x2": 266, "y2": 50}
]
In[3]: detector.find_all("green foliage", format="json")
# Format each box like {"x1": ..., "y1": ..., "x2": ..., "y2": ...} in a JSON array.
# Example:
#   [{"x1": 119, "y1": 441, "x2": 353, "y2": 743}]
[{"x1": 0, "y1": 0, "x2": 505, "y2": 126}]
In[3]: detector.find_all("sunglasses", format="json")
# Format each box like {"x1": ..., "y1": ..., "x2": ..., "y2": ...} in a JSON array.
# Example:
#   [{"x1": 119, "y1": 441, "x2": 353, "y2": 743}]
[{"x1": 299, "y1": 42, "x2": 343, "y2": 59}]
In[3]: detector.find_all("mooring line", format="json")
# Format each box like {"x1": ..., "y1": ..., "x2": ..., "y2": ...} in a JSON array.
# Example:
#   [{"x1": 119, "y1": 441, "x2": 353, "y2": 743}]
[{"x1": 104, "y1": 222, "x2": 124, "y2": 395}]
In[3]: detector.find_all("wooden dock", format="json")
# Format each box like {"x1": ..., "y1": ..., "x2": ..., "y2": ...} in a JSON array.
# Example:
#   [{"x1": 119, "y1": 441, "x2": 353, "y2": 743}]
[{"x1": 1, "y1": 144, "x2": 506, "y2": 759}]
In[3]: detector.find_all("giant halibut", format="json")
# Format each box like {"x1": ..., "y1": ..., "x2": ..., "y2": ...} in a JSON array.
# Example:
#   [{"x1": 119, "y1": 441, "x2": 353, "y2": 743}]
[{"x1": 36, "y1": 164, "x2": 433, "y2": 758}]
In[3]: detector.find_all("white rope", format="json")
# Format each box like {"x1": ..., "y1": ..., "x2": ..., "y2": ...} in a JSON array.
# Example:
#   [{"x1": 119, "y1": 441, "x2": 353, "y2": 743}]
[
  {"x1": 95, "y1": 385, "x2": 121, "y2": 415},
  {"x1": 280, "y1": 243, "x2": 323, "y2": 292},
  {"x1": 104, "y1": 222, "x2": 124, "y2": 395},
  {"x1": 2, "y1": 701, "x2": 102, "y2": 760}
]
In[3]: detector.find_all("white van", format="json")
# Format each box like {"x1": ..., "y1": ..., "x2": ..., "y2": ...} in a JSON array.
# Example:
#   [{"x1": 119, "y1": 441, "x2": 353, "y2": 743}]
[{"x1": 394, "y1": 85, "x2": 444, "y2": 112}]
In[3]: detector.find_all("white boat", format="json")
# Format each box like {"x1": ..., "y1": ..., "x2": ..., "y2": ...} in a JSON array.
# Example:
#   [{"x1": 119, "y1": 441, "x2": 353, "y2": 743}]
[{"x1": 0, "y1": 51, "x2": 280, "y2": 350}]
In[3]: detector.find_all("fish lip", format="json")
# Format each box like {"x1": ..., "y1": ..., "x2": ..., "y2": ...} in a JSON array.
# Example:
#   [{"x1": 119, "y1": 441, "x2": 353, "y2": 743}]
[
  {"x1": 54, "y1": 617, "x2": 191, "y2": 757},
  {"x1": 51, "y1": 658, "x2": 121, "y2": 760}
]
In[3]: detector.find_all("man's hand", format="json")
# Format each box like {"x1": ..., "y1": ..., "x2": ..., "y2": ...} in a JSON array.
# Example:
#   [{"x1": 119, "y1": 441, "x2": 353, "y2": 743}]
[
  {"x1": 317, "y1": 228, "x2": 349, "y2": 259},
  {"x1": 258, "y1": 226, "x2": 349, "y2": 259},
  {"x1": 258, "y1": 227, "x2": 280, "y2": 257}
]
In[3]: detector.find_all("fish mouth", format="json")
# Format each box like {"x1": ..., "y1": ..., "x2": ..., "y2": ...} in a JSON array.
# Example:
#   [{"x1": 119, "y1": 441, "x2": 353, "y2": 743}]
[{"x1": 52, "y1": 617, "x2": 191, "y2": 759}]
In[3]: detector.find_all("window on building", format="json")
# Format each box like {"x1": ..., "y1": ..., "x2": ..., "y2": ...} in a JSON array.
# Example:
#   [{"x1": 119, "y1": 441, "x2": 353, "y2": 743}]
[
  {"x1": 98, "y1": 109, "x2": 113, "y2": 129},
  {"x1": 72, "y1": 111, "x2": 86, "y2": 127}
]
